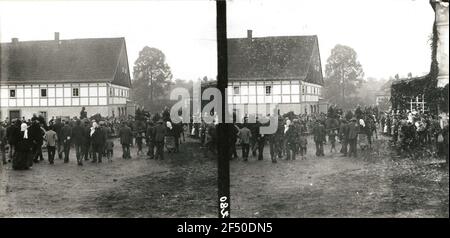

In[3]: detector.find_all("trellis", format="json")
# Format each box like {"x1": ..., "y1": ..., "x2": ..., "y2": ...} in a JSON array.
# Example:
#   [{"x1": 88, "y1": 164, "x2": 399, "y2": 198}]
[{"x1": 390, "y1": 22, "x2": 449, "y2": 114}]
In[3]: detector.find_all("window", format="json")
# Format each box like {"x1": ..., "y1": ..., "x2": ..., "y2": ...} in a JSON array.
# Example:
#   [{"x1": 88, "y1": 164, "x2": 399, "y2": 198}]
[
  {"x1": 41, "y1": 89, "x2": 47, "y2": 97},
  {"x1": 72, "y1": 88, "x2": 79, "y2": 97},
  {"x1": 265, "y1": 86, "x2": 272, "y2": 95},
  {"x1": 9, "y1": 89, "x2": 16, "y2": 98},
  {"x1": 233, "y1": 86, "x2": 240, "y2": 95},
  {"x1": 110, "y1": 88, "x2": 114, "y2": 96}
]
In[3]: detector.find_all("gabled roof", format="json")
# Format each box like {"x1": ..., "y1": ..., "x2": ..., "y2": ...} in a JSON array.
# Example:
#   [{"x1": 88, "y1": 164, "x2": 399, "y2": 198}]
[
  {"x1": 227, "y1": 35, "x2": 324, "y2": 85},
  {"x1": 0, "y1": 37, "x2": 131, "y2": 87}
]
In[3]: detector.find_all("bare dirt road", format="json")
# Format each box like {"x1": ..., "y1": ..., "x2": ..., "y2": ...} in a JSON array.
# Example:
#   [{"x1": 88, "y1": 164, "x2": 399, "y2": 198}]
[
  {"x1": 0, "y1": 138, "x2": 216, "y2": 218},
  {"x1": 231, "y1": 135, "x2": 449, "y2": 218}
]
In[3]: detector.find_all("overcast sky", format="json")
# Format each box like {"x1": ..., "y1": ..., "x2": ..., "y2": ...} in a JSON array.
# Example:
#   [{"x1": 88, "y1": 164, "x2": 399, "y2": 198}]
[
  {"x1": 228, "y1": 0, "x2": 435, "y2": 80},
  {"x1": 0, "y1": 0, "x2": 217, "y2": 81},
  {"x1": 0, "y1": 0, "x2": 436, "y2": 81}
]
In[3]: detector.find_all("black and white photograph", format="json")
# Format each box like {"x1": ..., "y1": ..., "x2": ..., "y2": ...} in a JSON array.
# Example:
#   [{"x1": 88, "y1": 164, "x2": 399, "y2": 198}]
[
  {"x1": 0, "y1": 0, "x2": 218, "y2": 218},
  {"x1": 227, "y1": 0, "x2": 449, "y2": 218}
]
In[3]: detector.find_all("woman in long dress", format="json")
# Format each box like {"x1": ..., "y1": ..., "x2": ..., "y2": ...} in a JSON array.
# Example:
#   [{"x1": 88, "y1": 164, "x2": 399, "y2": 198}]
[
  {"x1": 358, "y1": 119, "x2": 369, "y2": 150},
  {"x1": 13, "y1": 123, "x2": 33, "y2": 170}
]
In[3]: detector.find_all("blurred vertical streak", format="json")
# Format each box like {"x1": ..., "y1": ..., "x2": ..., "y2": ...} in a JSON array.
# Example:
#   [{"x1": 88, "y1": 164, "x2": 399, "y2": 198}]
[{"x1": 216, "y1": 0, "x2": 230, "y2": 218}]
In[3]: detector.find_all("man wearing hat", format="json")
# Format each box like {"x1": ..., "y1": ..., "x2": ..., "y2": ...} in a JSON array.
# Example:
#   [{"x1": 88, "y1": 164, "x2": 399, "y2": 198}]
[
  {"x1": 61, "y1": 120, "x2": 73, "y2": 163},
  {"x1": 339, "y1": 117, "x2": 349, "y2": 156},
  {"x1": 312, "y1": 119, "x2": 326, "y2": 157},
  {"x1": 119, "y1": 121, "x2": 133, "y2": 159},
  {"x1": 81, "y1": 120, "x2": 92, "y2": 161},
  {"x1": 146, "y1": 120, "x2": 156, "y2": 159},
  {"x1": 348, "y1": 117, "x2": 360, "y2": 157},
  {"x1": 154, "y1": 119, "x2": 167, "y2": 160},
  {"x1": 71, "y1": 119, "x2": 84, "y2": 165}
]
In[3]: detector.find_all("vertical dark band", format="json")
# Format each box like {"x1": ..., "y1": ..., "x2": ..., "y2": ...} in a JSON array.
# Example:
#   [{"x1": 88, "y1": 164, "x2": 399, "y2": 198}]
[{"x1": 216, "y1": 0, "x2": 230, "y2": 218}]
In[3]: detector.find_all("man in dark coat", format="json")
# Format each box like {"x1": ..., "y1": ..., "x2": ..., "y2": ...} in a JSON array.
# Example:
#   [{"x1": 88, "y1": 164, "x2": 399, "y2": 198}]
[
  {"x1": 284, "y1": 120, "x2": 298, "y2": 160},
  {"x1": 82, "y1": 120, "x2": 91, "y2": 161},
  {"x1": 29, "y1": 117, "x2": 44, "y2": 163},
  {"x1": 0, "y1": 122, "x2": 7, "y2": 165},
  {"x1": 71, "y1": 120, "x2": 84, "y2": 165},
  {"x1": 154, "y1": 119, "x2": 167, "y2": 160},
  {"x1": 229, "y1": 123, "x2": 239, "y2": 160},
  {"x1": 267, "y1": 115, "x2": 281, "y2": 163},
  {"x1": 312, "y1": 120, "x2": 326, "y2": 157},
  {"x1": 91, "y1": 122, "x2": 105, "y2": 163},
  {"x1": 339, "y1": 118, "x2": 349, "y2": 156},
  {"x1": 173, "y1": 122, "x2": 183, "y2": 153},
  {"x1": 146, "y1": 120, "x2": 156, "y2": 159},
  {"x1": 355, "y1": 106, "x2": 363, "y2": 120},
  {"x1": 249, "y1": 118, "x2": 259, "y2": 157},
  {"x1": 53, "y1": 118, "x2": 64, "y2": 160},
  {"x1": 347, "y1": 118, "x2": 360, "y2": 157},
  {"x1": 61, "y1": 121, "x2": 72, "y2": 163},
  {"x1": 119, "y1": 122, "x2": 133, "y2": 159},
  {"x1": 6, "y1": 120, "x2": 19, "y2": 163}
]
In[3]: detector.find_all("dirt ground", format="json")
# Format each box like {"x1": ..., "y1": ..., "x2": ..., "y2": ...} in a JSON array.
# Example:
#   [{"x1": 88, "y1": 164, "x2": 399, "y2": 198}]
[
  {"x1": 0, "y1": 137, "x2": 216, "y2": 218},
  {"x1": 231, "y1": 134, "x2": 449, "y2": 218}
]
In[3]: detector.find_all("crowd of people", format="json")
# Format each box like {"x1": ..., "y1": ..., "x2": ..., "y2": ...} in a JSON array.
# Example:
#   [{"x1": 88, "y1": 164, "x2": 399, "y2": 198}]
[
  {"x1": 1, "y1": 105, "x2": 448, "y2": 171},
  {"x1": 223, "y1": 105, "x2": 448, "y2": 164},
  {"x1": 222, "y1": 105, "x2": 379, "y2": 163},
  {"x1": 380, "y1": 109, "x2": 449, "y2": 158},
  {"x1": 0, "y1": 107, "x2": 185, "y2": 170}
]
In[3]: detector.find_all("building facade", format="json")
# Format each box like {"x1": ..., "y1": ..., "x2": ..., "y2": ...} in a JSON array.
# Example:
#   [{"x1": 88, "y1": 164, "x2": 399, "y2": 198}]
[
  {"x1": 227, "y1": 30, "x2": 324, "y2": 117},
  {"x1": 0, "y1": 33, "x2": 131, "y2": 121}
]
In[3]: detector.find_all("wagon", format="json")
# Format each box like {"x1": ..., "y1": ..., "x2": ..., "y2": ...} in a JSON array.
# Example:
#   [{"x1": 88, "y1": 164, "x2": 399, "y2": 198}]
[{"x1": 165, "y1": 136, "x2": 176, "y2": 153}]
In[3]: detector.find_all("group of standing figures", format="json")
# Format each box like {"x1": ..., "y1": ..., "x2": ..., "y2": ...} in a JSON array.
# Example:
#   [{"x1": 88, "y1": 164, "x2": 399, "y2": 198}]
[
  {"x1": 0, "y1": 109, "x2": 185, "y2": 170},
  {"x1": 226, "y1": 106, "x2": 379, "y2": 163}
]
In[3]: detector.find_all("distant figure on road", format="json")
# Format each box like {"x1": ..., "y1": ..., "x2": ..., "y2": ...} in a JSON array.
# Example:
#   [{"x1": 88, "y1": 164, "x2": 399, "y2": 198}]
[
  {"x1": 91, "y1": 121, "x2": 105, "y2": 163},
  {"x1": 347, "y1": 118, "x2": 360, "y2": 158},
  {"x1": 61, "y1": 121, "x2": 72, "y2": 163},
  {"x1": 154, "y1": 119, "x2": 167, "y2": 160},
  {"x1": 238, "y1": 123, "x2": 252, "y2": 161},
  {"x1": 44, "y1": 126, "x2": 58, "y2": 165},
  {"x1": 312, "y1": 120, "x2": 326, "y2": 157},
  {"x1": 119, "y1": 121, "x2": 133, "y2": 159}
]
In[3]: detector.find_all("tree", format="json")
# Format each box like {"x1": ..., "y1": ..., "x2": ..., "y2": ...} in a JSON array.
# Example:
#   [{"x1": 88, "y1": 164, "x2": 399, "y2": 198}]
[
  {"x1": 324, "y1": 44, "x2": 364, "y2": 109},
  {"x1": 132, "y1": 47, "x2": 173, "y2": 111}
]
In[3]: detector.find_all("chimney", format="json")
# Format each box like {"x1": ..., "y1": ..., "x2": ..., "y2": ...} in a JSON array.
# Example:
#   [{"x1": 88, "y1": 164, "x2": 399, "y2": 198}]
[
  {"x1": 247, "y1": 29, "x2": 252, "y2": 39},
  {"x1": 11, "y1": 38, "x2": 19, "y2": 44},
  {"x1": 54, "y1": 32, "x2": 60, "y2": 41}
]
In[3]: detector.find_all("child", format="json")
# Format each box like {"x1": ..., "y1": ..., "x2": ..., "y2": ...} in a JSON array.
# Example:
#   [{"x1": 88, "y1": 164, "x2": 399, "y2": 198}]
[
  {"x1": 105, "y1": 139, "x2": 114, "y2": 162},
  {"x1": 329, "y1": 129, "x2": 337, "y2": 153},
  {"x1": 298, "y1": 130, "x2": 308, "y2": 160},
  {"x1": 135, "y1": 130, "x2": 144, "y2": 155}
]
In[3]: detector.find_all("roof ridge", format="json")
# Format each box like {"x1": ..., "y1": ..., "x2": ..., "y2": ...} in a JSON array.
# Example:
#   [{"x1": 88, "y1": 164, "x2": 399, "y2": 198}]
[
  {"x1": 0, "y1": 37, "x2": 124, "y2": 45},
  {"x1": 228, "y1": 35, "x2": 317, "y2": 40}
]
